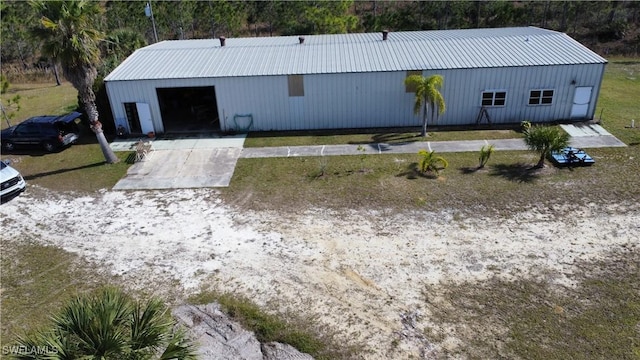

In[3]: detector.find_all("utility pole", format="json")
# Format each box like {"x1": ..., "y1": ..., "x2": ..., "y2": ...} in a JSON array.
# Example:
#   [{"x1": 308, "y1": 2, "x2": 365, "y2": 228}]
[{"x1": 145, "y1": 2, "x2": 159, "y2": 43}]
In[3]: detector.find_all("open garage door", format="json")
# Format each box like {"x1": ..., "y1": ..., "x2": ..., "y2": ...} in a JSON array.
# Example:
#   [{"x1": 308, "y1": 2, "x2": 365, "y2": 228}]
[{"x1": 156, "y1": 86, "x2": 219, "y2": 134}]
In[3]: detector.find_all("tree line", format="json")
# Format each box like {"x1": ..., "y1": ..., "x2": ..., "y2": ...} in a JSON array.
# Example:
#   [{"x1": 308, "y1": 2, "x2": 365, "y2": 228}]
[{"x1": 2, "y1": 0, "x2": 639, "y2": 78}]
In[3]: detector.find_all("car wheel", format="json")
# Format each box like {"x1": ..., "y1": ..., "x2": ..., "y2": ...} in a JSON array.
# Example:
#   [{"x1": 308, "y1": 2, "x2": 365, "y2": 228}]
[
  {"x1": 3, "y1": 141, "x2": 15, "y2": 151},
  {"x1": 42, "y1": 141, "x2": 56, "y2": 152}
]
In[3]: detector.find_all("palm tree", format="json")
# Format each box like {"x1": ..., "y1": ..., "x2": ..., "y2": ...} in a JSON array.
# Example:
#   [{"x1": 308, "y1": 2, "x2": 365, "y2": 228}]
[
  {"x1": 523, "y1": 125, "x2": 570, "y2": 168},
  {"x1": 100, "y1": 28, "x2": 147, "y2": 78},
  {"x1": 417, "y1": 149, "x2": 448, "y2": 176},
  {"x1": 104, "y1": 28, "x2": 147, "y2": 65},
  {"x1": 30, "y1": 0, "x2": 119, "y2": 164},
  {"x1": 13, "y1": 287, "x2": 196, "y2": 359},
  {"x1": 478, "y1": 144, "x2": 495, "y2": 169},
  {"x1": 404, "y1": 74, "x2": 446, "y2": 137}
]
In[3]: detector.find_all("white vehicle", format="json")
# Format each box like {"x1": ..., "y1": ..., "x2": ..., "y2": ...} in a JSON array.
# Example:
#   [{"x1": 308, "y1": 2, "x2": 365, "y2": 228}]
[{"x1": 1, "y1": 160, "x2": 26, "y2": 203}]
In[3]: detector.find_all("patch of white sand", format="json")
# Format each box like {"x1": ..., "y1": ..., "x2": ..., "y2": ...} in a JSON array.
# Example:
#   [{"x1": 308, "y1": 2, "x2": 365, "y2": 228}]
[{"x1": 1, "y1": 187, "x2": 638, "y2": 358}]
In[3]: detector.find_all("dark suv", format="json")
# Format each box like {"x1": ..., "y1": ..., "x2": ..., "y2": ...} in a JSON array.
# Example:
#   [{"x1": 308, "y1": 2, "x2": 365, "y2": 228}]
[{"x1": 1, "y1": 112, "x2": 82, "y2": 152}]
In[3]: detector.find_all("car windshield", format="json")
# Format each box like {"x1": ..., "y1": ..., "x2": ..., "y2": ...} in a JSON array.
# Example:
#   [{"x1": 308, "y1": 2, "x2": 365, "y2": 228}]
[{"x1": 0, "y1": 162, "x2": 6, "y2": 170}]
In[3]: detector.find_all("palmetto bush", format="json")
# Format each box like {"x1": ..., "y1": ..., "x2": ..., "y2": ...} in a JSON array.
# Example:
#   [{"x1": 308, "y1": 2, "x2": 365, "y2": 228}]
[
  {"x1": 13, "y1": 287, "x2": 196, "y2": 360},
  {"x1": 523, "y1": 125, "x2": 570, "y2": 168},
  {"x1": 478, "y1": 144, "x2": 495, "y2": 169},
  {"x1": 417, "y1": 149, "x2": 448, "y2": 176}
]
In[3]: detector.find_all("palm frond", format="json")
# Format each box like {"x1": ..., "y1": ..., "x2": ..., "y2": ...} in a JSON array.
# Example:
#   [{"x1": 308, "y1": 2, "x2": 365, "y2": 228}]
[
  {"x1": 405, "y1": 75, "x2": 426, "y2": 115},
  {"x1": 158, "y1": 328, "x2": 198, "y2": 360},
  {"x1": 426, "y1": 75, "x2": 446, "y2": 115},
  {"x1": 478, "y1": 144, "x2": 495, "y2": 168},
  {"x1": 14, "y1": 286, "x2": 192, "y2": 359},
  {"x1": 13, "y1": 328, "x2": 80, "y2": 360},
  {"x1": 50, "y1": 288, "x2": 131, "y2": 357},
  {"x1": 130, "y1": 298, "x2": 174, "y2": 351},
  {"x1": 30, "y1": 0, "x2": 104, "y2": 67},
  {"x1": 404, "y1": 74, "x2": 446, "y2": 135},
  {"x1": 417, "y1": 149, "x2": 448, "y2": 175},
  {"x1": 523, "y1": 125, "x2": 570, "y2": 167}
]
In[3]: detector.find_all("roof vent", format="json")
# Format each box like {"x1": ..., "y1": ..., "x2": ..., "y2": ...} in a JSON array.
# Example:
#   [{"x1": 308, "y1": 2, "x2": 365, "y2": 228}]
[
  {"x1": 382, "y1": 30, "x2": 389, "y2": 41},
  {"x1": 298, "y1": 36, "x2": 305, "y2": 44},
  {"x1": 219, "y1": 36, "x2": 226, "y2": 47}
]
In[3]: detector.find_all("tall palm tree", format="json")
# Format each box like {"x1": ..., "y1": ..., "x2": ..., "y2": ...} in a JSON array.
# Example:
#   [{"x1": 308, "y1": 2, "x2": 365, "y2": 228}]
[
  {"x1": 13, "y1": 287, "x2": 196, "y2": 359},
  {"x1": 523, "y1": 125, "x2": 570, "y2": 168},
  {"x1": 404, "y1": 74, "x2": 446, "y2": 137},
  {"x1": 30, "y1": 0, "x2": 119, "y2": 163}
]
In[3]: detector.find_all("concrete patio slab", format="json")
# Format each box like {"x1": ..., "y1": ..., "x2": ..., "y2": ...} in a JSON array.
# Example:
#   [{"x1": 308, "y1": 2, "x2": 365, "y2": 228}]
[
  {"x1": 113, "y1": 147, "x2": 242, "y2": 190},
  {"x1": 561, "y1": 124, "x2": 612, "y2": 137}
]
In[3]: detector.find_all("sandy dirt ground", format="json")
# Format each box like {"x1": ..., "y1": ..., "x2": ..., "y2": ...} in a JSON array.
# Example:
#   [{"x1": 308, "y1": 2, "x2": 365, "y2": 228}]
[{"x1": 1, "y1": 186, "x2": 638, "y2": 358}]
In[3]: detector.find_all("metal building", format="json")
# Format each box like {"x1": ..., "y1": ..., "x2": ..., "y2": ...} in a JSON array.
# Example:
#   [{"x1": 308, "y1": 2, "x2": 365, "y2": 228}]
[{"x1": 104, "y1": 27, "x2": 607, "y2": 135}]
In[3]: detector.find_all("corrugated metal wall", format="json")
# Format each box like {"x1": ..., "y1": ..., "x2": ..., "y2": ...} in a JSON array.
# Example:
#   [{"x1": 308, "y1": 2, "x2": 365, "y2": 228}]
[
  {"x1": 105, "y1": 62, "x2": 605, "y2": 133},
  {"x1": 298, "y1": 72, "x2": 416, "y2": 130},
  {"x1": 432, "y1": 63, "x2": 605, "y2": 125}
]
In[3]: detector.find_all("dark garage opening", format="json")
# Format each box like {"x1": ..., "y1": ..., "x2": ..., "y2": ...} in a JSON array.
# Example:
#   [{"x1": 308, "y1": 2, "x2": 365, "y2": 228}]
[{"x1": 156, "y1": 86, "x2": 219, "y2": 134}]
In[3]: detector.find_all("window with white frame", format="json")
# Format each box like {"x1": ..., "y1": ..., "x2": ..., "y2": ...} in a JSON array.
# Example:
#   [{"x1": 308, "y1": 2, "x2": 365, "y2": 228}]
[
  {"x1": 528, "y1": 89, "x2": 554, "y2": 105},
  {"x1": 481, "y1": 91, "x2": 506, "y2": 107}
]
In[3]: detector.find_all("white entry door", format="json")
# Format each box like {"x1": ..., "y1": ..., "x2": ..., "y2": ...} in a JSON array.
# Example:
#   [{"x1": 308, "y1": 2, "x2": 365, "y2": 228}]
[
  {"x1": 570, "y1": 87, "x2": 592, "y2": 119},
  {"x1": 136, "y1": 103, "x2": 155, "y2": 134}
]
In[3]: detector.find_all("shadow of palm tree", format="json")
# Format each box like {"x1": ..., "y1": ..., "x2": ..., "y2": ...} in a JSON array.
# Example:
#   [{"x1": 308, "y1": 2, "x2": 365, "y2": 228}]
[
  {"x1": 372, "y1": 132, "x2": 422, "y2": 145},
  {"x1": 459, "y1": 166, "x2": 480, "y2": 174},
  {"x1": 396, "y1": 162, "x2": 438, "y2": 179},
  {"x1": 0, "y1": 148, "x2": 50, "y2": 157},
  {"x1": 23, "y1": 162, "x2": 106, "y2": 181},
  {"x1": 489, "y1": 163, "x2": 540, "y2": 183},
  {"x1": 347, "y1": 131, "x2": 423, "y2": 146},
  {"x1": 10, "y1": 84, "x2": 61, "y2": 92}
]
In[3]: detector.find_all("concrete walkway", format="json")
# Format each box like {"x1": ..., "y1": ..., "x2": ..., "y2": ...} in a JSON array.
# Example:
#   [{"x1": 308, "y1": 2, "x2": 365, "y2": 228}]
[
  {"x1": 240, "y1": 132, "x2": 626, "y2": 158},
  {"x1": 111, "y1": 126, "x2": 626, "y2": 190}
]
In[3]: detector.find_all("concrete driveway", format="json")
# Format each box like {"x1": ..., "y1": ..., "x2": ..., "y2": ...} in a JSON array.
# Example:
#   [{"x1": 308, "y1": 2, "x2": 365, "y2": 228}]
[{"x1": 111, "y1": 135, "x2": 246, "y2": 190}]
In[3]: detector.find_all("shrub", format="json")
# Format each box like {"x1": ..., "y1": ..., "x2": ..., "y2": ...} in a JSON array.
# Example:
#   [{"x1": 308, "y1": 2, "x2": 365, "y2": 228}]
[
  {"x1": 417, "y1": 149, "x2": 448, "y2": 176},
  {"x1": 523, "y1": 125, "x2": 570, "y2": 168},
  {"x1": 478, "y1": 144, "x2": 495, "y2": 169}
]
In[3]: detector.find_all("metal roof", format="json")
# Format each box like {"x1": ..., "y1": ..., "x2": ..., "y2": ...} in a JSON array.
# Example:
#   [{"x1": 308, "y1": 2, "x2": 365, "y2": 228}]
[{"x1": 104, "y1": 27, "x2": 607, "y2": 81}]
